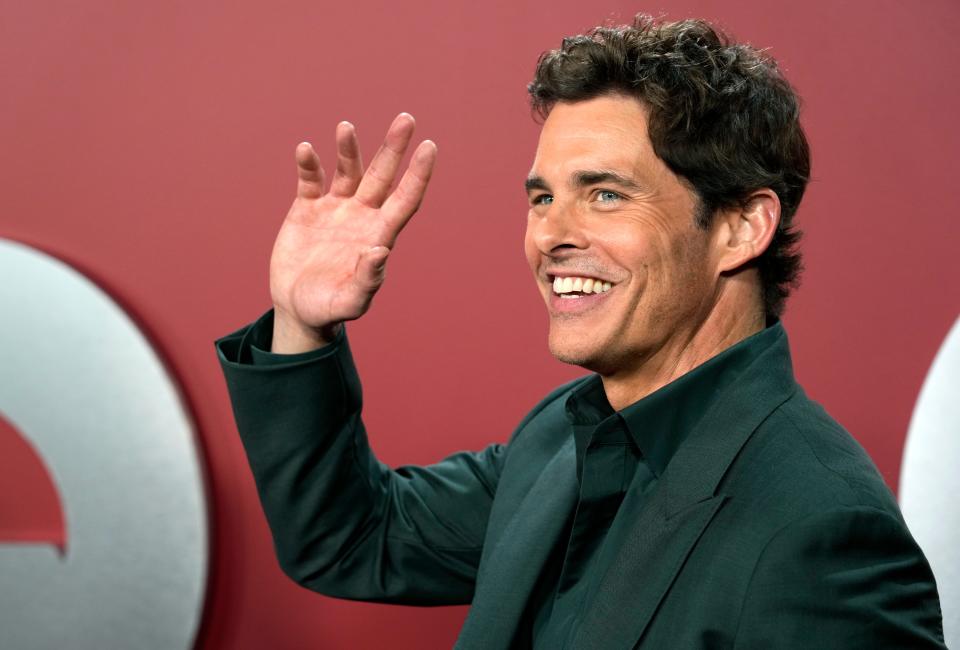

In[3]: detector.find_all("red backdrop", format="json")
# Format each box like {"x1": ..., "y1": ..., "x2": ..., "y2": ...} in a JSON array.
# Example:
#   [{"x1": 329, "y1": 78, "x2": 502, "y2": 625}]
[{"x1": 2, "y1": 1, "x2": 958, "y2": 648}]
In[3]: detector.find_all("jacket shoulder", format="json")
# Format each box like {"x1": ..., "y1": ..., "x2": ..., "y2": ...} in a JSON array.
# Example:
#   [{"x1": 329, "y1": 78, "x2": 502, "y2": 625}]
[{"x1": 725, "y1": 387, "x2": 902, "y2": 519}]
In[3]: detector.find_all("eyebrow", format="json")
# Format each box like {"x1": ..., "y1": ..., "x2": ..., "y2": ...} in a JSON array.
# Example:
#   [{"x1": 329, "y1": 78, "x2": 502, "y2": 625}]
[
  {"x1": 524, "y1": 170, "x2": 644, "y2": 194},
  {"x1": 524, "y1": 175, "x2": 551, "y2": 194}
]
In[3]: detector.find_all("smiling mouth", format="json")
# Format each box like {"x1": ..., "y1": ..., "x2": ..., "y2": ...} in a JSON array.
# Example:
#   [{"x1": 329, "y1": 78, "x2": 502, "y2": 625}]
[{"x1": 549, "y1": 275, "x2": 613, "y2": 298}]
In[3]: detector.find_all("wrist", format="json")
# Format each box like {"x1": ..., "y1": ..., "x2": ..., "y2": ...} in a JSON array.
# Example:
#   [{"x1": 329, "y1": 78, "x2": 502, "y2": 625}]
[{"x1": 271, "y1": 308, "x2": 341, "y2": 354}]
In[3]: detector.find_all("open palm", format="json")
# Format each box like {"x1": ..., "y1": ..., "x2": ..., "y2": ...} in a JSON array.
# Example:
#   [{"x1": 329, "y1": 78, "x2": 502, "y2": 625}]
[{"x1": 269, "y1": 114, "x2": 437, "y2": 351}]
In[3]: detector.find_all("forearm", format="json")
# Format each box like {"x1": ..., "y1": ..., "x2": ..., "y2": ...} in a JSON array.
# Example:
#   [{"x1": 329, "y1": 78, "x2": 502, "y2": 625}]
[{"x1": 216, "y1": 313, "x2": 495, "y2": 604}]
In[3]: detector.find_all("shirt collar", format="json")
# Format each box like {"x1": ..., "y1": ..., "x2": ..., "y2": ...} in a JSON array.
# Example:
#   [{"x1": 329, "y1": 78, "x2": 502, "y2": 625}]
[{"x1": 564, "y1": 321, "x2": 785, "y2": 477}]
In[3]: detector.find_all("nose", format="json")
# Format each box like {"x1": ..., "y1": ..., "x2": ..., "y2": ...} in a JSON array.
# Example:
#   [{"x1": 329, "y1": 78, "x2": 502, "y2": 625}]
[{"x1": 528, "y1": 201, "x2": 588, "y2": 255}]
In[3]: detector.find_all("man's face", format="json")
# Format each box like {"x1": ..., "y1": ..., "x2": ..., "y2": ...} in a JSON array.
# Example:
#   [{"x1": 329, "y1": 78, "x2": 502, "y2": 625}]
[{"x1": 524, "y1": 94, "x2": 720, "y2": 376}]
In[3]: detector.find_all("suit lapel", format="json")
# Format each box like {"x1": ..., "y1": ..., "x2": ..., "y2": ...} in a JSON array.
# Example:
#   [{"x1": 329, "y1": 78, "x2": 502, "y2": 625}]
[
  {"x1": 571, "y1": 487, "x2": 727, "y2": 649},
  {"x1": 456, "y1": 435, "x2": 579, "y2": 650},
  {"x1": 573, "y1": 325, "x2": 799, "y2": 649}
]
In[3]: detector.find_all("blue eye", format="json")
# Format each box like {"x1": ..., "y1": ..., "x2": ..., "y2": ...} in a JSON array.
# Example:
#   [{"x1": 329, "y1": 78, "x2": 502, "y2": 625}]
[
  {"x1": 596, "y1": 190, "x2": 621, "y2": 202},
  {"x1": 532, "y1": 194, "x2": 554, "y2": 205}
]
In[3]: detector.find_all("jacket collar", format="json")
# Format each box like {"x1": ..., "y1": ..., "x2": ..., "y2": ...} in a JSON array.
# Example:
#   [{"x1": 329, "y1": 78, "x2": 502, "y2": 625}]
[{"x1": 565, "y1": 321, "x2": 785, "y2": 479}]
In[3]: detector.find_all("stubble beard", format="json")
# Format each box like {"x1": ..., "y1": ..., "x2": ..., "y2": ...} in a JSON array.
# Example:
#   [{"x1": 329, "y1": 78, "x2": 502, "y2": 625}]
[{"x1": 547, "y1": 318, "x2": 612, "y2": 372}]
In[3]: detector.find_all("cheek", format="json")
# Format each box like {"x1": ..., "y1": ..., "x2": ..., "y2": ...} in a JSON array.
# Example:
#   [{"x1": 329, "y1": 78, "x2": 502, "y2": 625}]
[
  {"x1": 657, "y1": 234, "x2": 715, "y2": 309},
  {"x1": 600, "y1": 228, "x2": 656, "y2": 286},
  {"x1": 602, "y1": 228, "x2": 700, "y2": 309},
  {"x1": 523, "y1": 217, "x2": 538, "y2": 271}
]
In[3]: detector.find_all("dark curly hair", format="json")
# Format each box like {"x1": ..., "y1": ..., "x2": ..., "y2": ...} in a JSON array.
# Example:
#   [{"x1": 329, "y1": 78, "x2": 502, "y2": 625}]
[{"x1": 528, "y1": 14, "x2": 810, "y2": 319}]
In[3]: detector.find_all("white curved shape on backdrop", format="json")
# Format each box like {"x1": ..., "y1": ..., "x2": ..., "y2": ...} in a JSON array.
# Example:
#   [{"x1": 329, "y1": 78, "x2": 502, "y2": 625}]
[
  {"x1": 900, "y1": 314, "x2": 960, "y2": 648},
  {"x1": 0, "y1": 239, "x2": 208, "y2": 649}
]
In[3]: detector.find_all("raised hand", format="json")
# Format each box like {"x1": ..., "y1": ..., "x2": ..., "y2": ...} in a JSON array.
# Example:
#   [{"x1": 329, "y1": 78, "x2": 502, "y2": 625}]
[{"x1": 269, "y1": 114, "x2": 437, "y2": 353}]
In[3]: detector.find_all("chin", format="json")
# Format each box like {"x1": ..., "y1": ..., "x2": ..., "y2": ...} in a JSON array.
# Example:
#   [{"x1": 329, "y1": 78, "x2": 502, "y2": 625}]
[{"x1": 547, "y1": 331, "x2": 604, "y2": 370}]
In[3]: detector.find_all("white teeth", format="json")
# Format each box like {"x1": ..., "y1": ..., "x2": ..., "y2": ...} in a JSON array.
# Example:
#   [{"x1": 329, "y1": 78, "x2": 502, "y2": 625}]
[{"x1": 551, "y1": 275, "x2": 613, "y2": 295}]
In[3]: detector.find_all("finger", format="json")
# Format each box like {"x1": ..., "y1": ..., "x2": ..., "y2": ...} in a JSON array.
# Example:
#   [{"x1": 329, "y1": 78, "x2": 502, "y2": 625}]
[
  {"x1": 355, "y1": 245, "x2": 391, "y2": 292},
  {"x1": 355, "y1": 113, "x2": 416, "y2": 208},
  {"x1": 295, "y1": 142, "x2": 326, "y2": 199},
  {"x1": 329, "y1": 121, "x2": 364, "y2": 197},
  {"x1": 380, "y1": 140, "x2": 438, "y2": 242}
]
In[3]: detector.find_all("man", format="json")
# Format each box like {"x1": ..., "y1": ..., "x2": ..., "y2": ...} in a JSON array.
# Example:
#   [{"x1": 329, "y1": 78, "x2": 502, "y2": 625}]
[{"x1": 216, "y1": 15, "x2": 946, "y2": 649}]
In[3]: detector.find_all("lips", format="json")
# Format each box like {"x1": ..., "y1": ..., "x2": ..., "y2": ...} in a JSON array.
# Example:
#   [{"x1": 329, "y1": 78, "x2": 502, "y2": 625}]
[{"x1": 545, "y1": 273, "x2": 615, "y2": 313}]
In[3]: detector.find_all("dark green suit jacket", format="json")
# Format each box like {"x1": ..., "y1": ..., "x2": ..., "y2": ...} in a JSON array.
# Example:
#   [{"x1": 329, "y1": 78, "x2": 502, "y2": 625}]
[{"x1": 217, "y1": 314, "x2": 945, "y2": 649}]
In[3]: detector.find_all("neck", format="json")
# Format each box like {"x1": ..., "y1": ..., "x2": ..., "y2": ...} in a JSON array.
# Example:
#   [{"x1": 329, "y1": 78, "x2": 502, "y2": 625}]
[{"x1": 602, "y1": 282, "x2": 765, "y2": 410}]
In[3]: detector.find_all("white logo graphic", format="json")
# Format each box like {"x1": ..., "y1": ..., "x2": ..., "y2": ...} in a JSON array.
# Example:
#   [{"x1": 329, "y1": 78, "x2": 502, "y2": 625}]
[
  {"x1": 0, "y1": 239, "x2": 208, "y2": 649},
  {"x1": 900, "y1": 315, "x2": 960, "y2": 648}
]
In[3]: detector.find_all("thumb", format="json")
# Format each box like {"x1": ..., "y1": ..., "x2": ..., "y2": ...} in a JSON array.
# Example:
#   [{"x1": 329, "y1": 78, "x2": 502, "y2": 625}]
[{"x1": 356, "y1": 245, "x2": 391, "y2": 291}]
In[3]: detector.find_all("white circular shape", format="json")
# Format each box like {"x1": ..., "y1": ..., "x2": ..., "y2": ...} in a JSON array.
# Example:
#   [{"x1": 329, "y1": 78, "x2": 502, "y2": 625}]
[
  {"x1": 900, "y1": 314, "x2": 960, "y2": 648},
  {"x1": 0, "y1": 239, "x2": 208, "y2": 650}
]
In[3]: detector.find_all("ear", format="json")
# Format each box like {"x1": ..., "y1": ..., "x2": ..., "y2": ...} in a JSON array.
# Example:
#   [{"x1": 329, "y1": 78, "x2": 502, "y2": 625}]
[{"x1": 713, "y1": 189, "x2": 781, "y2": 274}]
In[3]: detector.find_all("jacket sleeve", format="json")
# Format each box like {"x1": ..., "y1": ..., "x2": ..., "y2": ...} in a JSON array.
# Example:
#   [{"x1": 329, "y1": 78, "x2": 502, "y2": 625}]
[
  {"x1": 732, "y1": 506, "x2": 946, "y2": 649},
  {"x1": 215, "y1": 311, "x2": 504, "y2": 606}
]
